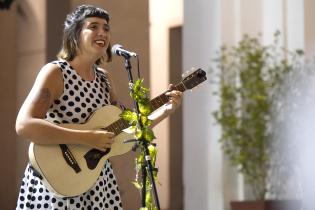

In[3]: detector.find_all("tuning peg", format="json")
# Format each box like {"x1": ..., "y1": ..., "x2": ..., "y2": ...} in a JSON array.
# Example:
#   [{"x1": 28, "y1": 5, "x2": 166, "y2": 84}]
[
  {"x1": 182, "y1": 71, "x2": 189, "y2": 78},
  {"x1": 182, "y1": 67, "x2": 197, "y2": 78},
  {"x1": 187, "y1": 67, "x2": 196, "y2": 75}
]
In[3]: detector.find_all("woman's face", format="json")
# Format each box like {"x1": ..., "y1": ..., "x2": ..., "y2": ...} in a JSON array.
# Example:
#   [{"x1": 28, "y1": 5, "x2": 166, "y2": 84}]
[{"x1": 79, "y1": 17, "x2": 111, "y2": 59}]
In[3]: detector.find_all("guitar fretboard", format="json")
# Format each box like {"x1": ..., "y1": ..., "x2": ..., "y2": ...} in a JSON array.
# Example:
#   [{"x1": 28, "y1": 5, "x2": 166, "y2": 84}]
[
  {"x1": 150, "y1": 83, "x2": 186, "y2": 111},
  {"x1": 104, "y1": 118, "x2": 129, "y2": 135},
  {"x1": 104, "y1": 82, "x2": 187, "y2": 135}
]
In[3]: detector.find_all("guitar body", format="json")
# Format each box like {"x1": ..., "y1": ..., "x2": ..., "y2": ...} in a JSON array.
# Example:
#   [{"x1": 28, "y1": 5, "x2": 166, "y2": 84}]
[{"x1": 29, "y1": 105, "x2": 135, "y2": 197}]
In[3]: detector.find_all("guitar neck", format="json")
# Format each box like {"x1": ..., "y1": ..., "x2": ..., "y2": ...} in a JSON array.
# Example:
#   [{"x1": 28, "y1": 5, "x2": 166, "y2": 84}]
[
  {"x1": 104, "y1": 68, "x2": 207, "y2": 135},
  {"x1": 104, "y1": 82, "x2": 187, "y2": 135},
  {"x1": 150, "y1": 82, "x2": 186, "y2": 112}
]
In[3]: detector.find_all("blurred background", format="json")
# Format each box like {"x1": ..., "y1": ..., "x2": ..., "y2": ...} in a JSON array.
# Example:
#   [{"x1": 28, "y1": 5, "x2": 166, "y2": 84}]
[{"x1": 0, "y1": 0, "x2": 314, "y2": 209}]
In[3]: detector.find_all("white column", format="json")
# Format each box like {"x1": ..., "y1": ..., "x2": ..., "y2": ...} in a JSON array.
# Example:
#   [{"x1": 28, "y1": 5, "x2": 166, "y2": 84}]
[
  {"x1": 285, "y1": 0, "x2": 304, "y2": 51},
  {"x1": 241, "y1": 0, "x2": 263, "y2": 36},
  {"x1": 221, "y1": 0, "x2": 241, "y2": 46},
  {"x1": 262, "y1": 0, "x2": 285, "y2": 45},
  {"x1": 220, "y1": 0, "x2": 245, "y2": 208},
  {"x1": 183, "y1": 0, "x2": 222, "y2": 209}
]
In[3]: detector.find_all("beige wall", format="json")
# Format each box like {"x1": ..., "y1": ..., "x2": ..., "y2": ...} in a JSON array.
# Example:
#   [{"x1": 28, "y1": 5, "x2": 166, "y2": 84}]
[
  {"x1": 149, "y1": 0, "x2": 183, "y2": 209},
  {"x1": 305, "y1": 0, "x2": 315, "y2": 58},
  {"x1": 0, "y1": 3, "x2": 18, "y2": 209},
  {"x1": 15, "y1": 0, "x2": 47, "y2": 188},
  {"x1": 169, "y1": 26, "x2": 184, "y2": 210}
]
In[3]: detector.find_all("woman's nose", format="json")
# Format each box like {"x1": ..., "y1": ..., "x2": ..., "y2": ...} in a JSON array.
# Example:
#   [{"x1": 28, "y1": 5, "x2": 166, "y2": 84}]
[
  {"x1": 98, "y1": 29, "x2": 106, "y2": 36},
  {"x1": 96, "y1": 27, "x2": 107, "y2": 36}
]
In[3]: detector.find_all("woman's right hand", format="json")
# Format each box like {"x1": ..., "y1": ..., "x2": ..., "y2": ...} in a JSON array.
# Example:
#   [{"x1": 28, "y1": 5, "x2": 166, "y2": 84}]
[{"x1": 86, "y1": 130, "x2": 115, "y2": 151}]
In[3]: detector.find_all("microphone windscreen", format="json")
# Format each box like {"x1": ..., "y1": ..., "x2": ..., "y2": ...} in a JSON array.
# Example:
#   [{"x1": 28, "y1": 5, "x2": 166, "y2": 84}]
[{"x1": 111, "y1": 44, "x2": 122, "y2": 55}]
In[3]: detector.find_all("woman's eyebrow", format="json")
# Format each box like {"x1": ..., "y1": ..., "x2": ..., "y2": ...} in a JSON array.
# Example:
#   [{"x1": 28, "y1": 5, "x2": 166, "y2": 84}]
[{"x1": 88, "y1": 21, "x2": 109, "y2": 26}]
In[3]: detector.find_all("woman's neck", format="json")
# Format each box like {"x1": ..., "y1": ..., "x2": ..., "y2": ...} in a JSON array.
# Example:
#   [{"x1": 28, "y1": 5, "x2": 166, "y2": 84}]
[{"x1": 69, "y1": 55, "x2": 97, "y2": 81}]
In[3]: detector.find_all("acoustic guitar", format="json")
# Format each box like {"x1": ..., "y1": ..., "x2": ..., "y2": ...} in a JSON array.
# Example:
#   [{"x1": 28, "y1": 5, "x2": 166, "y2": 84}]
[{"x1": 28, "y1": 68, "x2": 207, "y2": 197}]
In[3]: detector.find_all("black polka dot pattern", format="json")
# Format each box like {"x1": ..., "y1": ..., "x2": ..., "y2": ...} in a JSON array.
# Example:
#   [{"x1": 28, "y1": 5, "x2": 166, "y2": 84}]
[
  {"x1": 16, "y1": 60, "x2": 122, "y2": 210},
  {"x1": 44, "y1": 60, "x2": 111, "y2": 124},
  {"x1": 16, "y1": 162, "x2": 122, "y2": 209}
]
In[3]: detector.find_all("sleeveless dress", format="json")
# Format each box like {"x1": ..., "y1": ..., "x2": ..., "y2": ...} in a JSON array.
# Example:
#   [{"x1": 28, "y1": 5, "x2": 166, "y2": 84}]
[{"x1": 16, "y1": 60, "x2": 123, "y2": 210}]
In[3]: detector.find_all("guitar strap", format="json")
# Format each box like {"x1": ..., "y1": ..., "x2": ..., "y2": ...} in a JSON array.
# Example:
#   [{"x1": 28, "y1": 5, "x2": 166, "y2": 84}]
[{"x1": 28, "y1": 164, "x2": 43, "y2": 180}]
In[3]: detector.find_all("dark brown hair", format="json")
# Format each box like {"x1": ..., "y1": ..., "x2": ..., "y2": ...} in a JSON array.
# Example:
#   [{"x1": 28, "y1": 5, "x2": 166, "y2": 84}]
[{"x1": 57, "y1": 5, "x2": 112, "y2": 65}]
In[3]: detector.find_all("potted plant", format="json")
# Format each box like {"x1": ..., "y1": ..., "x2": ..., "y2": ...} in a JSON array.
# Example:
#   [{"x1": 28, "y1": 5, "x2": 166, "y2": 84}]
[{"x1": 212, "y1": 32, "x2": 303, "y2": 210}]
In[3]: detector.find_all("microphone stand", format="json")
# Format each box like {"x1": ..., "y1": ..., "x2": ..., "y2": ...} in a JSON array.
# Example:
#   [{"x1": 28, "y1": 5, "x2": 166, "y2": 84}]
[{"x1": 122, "y1": 55, "x2": 161, "y2": 210}]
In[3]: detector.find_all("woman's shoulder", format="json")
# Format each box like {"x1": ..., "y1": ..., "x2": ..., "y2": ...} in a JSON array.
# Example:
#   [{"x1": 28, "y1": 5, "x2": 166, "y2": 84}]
[
  {"x1": 35, "y1": 62, "x2": 64, "y2": 86},
  {"x1": 31, "y1": 61, "x2": 64, "y2": 99},
  {"x1": 39, "y1": 62, "x2": 62, "y2": 76}
]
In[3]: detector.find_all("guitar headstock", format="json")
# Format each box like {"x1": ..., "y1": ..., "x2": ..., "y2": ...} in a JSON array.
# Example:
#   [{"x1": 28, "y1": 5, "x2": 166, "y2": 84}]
[{"x1": 181, "y1": 68, "x2": 207, "y2": 90}]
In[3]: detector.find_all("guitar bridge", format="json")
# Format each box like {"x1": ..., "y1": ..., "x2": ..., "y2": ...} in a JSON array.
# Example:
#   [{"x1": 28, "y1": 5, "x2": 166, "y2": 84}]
[{"x1": 59, "y1": 144, "x2": 81, "y2": 173}]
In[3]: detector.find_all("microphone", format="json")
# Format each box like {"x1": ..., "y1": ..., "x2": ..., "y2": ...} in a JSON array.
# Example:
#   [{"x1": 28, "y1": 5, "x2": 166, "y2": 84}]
[{"x1": 111, "y1": 44, "x2": 137, "y2": 58}]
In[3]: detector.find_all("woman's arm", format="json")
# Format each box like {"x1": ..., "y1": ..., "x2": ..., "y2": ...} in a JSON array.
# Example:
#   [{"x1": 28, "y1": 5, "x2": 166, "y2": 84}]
[
  {"x1": 148, "y1": 85, "x2": 182, "y2": 127},
  {"x1": 16, "y1": 63, "x2": 114, "y2": 150}
]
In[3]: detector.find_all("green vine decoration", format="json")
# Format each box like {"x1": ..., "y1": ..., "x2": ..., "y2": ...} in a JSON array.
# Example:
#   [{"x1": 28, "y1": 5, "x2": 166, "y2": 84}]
[{"x1": 120, "y1": 78, "x2": 158, "y2": 210}]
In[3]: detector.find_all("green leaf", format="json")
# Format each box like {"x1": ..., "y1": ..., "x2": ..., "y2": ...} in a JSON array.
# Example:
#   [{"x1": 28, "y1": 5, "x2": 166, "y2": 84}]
[
  {"x1": 141, "y1": 116, "x2": 152, "y2": 127},
  {"x1": 136, "y1": 130, "x2": 143, "y2": 139},
  {"x1": 139, "y1": 101, "x2": 152, "y2": 116},
  {"x1": 120, "y1": 110, "x2": 138, "y2": 125},
  {"x1": 143, "y1": 128, "x2": 156, "y2": 142},
  {"x1": 148, "y1": 144, "x2": 157, "y2": 164},
  {"x1": 136, "y1": 153, "x2": 145, "y2": 165},
  {"x1": 127, "y1": 78, "x2": 158, "y2": 209},
  {"x1": 132, "y1": 181, "x2": 142, "y2": 190}
]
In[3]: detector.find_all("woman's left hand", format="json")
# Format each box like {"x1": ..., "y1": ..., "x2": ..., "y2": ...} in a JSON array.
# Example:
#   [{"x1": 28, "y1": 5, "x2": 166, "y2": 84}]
[{"x1": 164, "y1": 84, "x2": 183, "y2": 114}]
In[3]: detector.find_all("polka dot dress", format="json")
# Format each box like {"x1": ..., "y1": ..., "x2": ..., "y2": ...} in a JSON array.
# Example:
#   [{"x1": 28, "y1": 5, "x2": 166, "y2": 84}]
[{"x1": 16, "y1": 60, "x2": 123, "y2": 210}]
